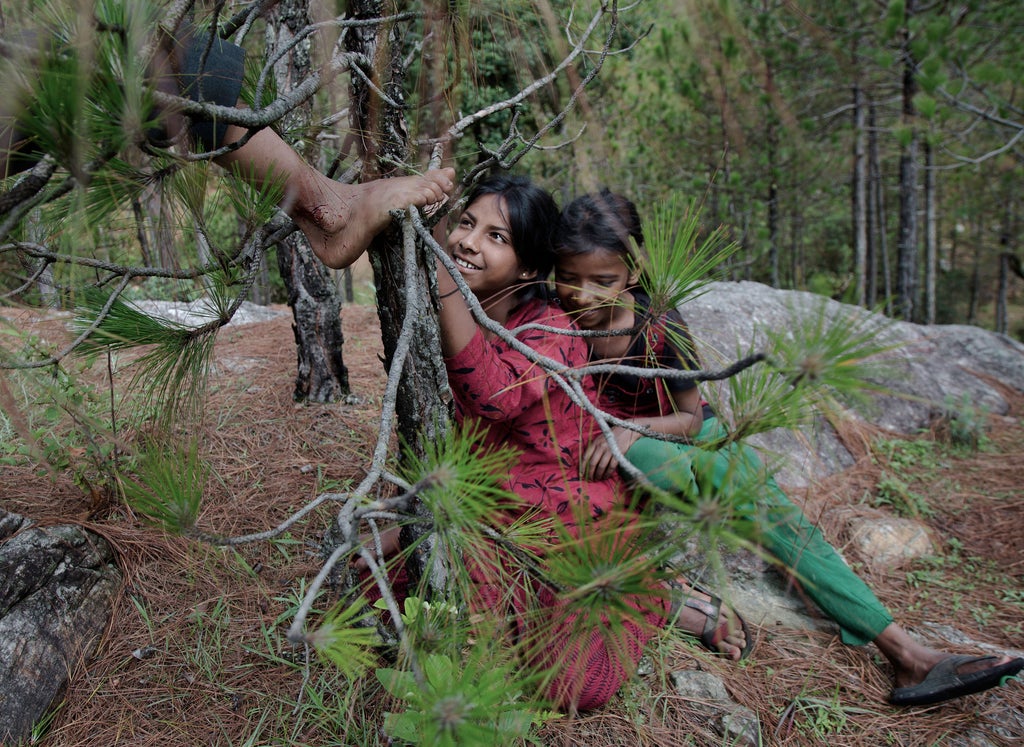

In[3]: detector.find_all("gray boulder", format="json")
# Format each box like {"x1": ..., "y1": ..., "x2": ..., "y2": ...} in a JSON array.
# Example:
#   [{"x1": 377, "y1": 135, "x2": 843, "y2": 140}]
[
  {"x1": 680, "y1": 281, "x2": 1024, "y2": 486},
  {"x1": 0, "y1": 510, "x2": 122, "y2": 744},
  {"x1": 663, "y1": 281, "x2": 1024, "y2": 732}
]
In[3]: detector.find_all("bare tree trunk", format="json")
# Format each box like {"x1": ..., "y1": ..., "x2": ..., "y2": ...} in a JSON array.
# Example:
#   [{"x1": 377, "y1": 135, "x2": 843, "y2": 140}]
[
  {"x1": 996, "y1": 252, "x2": 1009, "y2": 334},
  {"x1": 267, "y1": 0, "x2": 349, "y2": 403},
  {"x1": 896, "y1": 0, "x2": 919, "y2": 321},
  {"x1": 924, "y1": 140, "x2": 937, "y2": 324},
  {"x1": 346, "y1": 0, "x2": 450, "y2": 449},
  {"x1": 852, "y1": 76, "x2": 868, "y2": 307},
  {"x1": 767, "y1": 119, "x2": 780, "y2": 288},
  {"x1": 968, "y1": 216, "x2": 982, "y2": 324},
  {"x1": 345, "y1": 0, "x2": 452, "y2": 594},
  {"x1": 866, "y1": 143, "x2": 878, "y2": 307},
  {"x1": 789, "y1": 201, "x2": 803, "y2": 289},
  {"x1": 141, "y1": 183, "x2": 176, "y2": 270},
  {"x1": 869, "y1": 102, "x2": 891, "y2": 314},
  {"x1": 340, "y1": 267, "x2": 354, "y2": 304}
]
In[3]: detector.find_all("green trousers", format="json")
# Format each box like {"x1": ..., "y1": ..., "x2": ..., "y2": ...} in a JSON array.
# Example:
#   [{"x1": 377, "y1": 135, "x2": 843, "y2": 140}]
[{"x1": 629, "y1": 417, "x2": 893, "y2": 645}]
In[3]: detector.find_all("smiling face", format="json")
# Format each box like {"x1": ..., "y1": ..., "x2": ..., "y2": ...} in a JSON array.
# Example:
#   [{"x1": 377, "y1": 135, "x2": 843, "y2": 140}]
[
  {"x1": 553, "y1": 246, "x2": 639, "y2": 331},
  {"x1": 447, "y1": 193, "x2": 532, "y2": 306}
]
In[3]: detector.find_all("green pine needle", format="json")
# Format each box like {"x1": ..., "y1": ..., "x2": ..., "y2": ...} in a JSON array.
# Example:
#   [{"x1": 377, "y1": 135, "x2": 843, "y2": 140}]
[
  {"x1": 306, "y1": 600, "x2": 383, "y2": 680},
  {"x1": 72, "y1": 288, "x2": 217, "y2": 426},
  {"x1": 121, "y1": 439, "x2": 206, "y2": 532},
  {"x1": 763, "y1": 299, "x2": 900, "y2": 407},
  {"x1": 401, "y1": 421, "x2": 526, "y2": 557},
  {"x1": 638, "y1": 194, "x2": 741, "y2": 320}
]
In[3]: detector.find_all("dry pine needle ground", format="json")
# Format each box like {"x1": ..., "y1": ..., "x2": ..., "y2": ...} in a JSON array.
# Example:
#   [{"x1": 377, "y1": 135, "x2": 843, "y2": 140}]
[{"x1": 2, "y1": 305, "x2": 1022, "y2": 746}]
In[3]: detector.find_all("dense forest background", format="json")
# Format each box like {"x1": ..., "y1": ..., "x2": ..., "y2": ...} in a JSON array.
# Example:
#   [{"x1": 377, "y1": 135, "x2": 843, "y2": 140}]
[
  {"x1": 3, "y1": 1, "x2": 1022, "y2": 334},
  {"x1": 519, "y1": 0, "x2": 1024, "y2": 333},
  {"x1": 544, "y1": 0, "x2": 1024, "y2": 332}
]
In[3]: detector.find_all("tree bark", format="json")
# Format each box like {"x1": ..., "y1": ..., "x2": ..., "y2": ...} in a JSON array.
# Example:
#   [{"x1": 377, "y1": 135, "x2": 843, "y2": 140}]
[
  {"x1": 869, "y1": 101, "x2": 890, "y2": 314},
  {"x1": 996, "y1": 252, "x2": 1009, "y2": 334},
  {"x1": 896, "y1": 0, "x2": 919, "y2": 321},
  {"x1": 924, "y1": 140, "x2": 937, "y2": 324},
  {"x1": 852, "y1": 75, "x2": 868, "y2": 308},
  {"x1": 267, "y1": 0, "x2": 349, "y2": 403},
  {"x1": 968, "y1": 216, "x2": 982, "y2": 324},
  {"x1": 766, "y1": 118, "x2": 780, "y2": 288},
  {"x1": 345, "y1": 0, "x2": 452, "y2": 593}
]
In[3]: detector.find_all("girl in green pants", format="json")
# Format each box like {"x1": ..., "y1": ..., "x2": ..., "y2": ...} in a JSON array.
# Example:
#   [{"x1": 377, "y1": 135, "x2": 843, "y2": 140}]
[{"x1": 551, "y1": 189, "x2": 1022, "y2": 706}]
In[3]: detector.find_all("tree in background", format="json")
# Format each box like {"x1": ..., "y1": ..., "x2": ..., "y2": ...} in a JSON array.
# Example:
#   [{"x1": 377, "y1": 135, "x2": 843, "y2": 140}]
[{"x1": 564, "y1": 0, "x2": 1023, "y2": 328}]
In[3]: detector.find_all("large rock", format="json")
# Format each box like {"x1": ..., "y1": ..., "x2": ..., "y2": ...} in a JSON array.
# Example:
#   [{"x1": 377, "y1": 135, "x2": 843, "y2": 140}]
[
  {"x1": 0, "y1": 510, "x2": 121, "y2": 744},
  {"x1": 665, "y1": 281, "x2": 1024, "y2": 712},
  {"x1": 680, "y1": 281, "x2": 1024, "y2": 487}
]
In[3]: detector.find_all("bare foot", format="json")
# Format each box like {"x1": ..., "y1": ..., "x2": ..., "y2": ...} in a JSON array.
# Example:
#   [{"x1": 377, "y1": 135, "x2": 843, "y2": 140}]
[
  {"x1": 290, "y1": 168, "x2": 456, "y2": 269},
  {"x1": 666, "y1": 580, "x2": 751, "y2": 661},
  {"x1": 214, "y1": 125, "x2": 454, "y2": 268}
]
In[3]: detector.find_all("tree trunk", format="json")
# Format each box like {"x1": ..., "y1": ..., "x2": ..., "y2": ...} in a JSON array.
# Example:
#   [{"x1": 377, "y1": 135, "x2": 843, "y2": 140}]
[
  {"x1": 924, "y1": 140, "x2": 937, "y2": 324},
  {"x1": 996, "y1": 252, "x2": 1009, "y2": 334},
  {"x1": 968, "y1": 216, "x2": 982, "y2": 324},
  {"x1": 346, "y1": 0, "x2": 451, "y2": 450},
  {"x1": 866, "y1": 120, "x2": 878, "y2": 308},
  {"x1": 852, "y1": 76, "x2": 868, "y2": 307},
  {"x1": 267, "y1": 0, "x2": 349, "y2": 403},
  {"x1": 767, "y1": 118, "x2": 780, "y2": 288},
  {"x1": 869, "y1": 101, "x2": 891, "y2": 314},
  {"x1": 345, "y1": 0, "x2": 452, "y2": 593},
  {"x1": 896, "y1": 0, "x2": 919, "y2": 321}
]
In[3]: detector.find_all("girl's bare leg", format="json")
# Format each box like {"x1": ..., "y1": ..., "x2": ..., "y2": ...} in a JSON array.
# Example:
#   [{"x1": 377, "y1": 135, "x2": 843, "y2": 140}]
[{"x1": 216, "y1": 126, "x2": 454, "y2": 269}]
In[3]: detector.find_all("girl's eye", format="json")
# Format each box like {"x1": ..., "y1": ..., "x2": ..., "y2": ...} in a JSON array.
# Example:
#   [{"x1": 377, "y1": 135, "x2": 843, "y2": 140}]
[{"x1": 490, "y1": 231, "x2": 508, "y2": 244}]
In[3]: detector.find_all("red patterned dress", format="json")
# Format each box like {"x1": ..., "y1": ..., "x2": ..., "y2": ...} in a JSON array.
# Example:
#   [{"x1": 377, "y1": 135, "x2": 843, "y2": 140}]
[{"x1": 445, "y1": 297, "x2": 667, "y2": 710}]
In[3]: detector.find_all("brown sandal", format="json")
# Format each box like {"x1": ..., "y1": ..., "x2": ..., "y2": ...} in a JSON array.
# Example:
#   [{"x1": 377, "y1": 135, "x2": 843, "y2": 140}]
[{"x1": 667, "y1": 579, "x2": 754, "y2": 660}]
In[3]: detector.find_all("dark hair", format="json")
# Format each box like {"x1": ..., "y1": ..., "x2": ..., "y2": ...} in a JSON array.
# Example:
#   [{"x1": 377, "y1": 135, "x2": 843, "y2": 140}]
[
  {"x1": 554, "y1": 189, "x2": 645, "y2": 267},
  {"x1": 464, "y1": 174, "x2": 559, "y2": 284}
]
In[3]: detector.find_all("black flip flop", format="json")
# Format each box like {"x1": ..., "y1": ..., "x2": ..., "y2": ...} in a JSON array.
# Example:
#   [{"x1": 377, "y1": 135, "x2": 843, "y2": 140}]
[{"x1": 889, "y1": 654, "x2": 1024, "y2": 706}]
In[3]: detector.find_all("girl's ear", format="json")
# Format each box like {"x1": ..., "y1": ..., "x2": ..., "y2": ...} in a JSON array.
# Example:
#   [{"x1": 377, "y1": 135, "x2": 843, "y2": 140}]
[{"x1": 519, "y1": 261, "x2": 544, "y2": 281}]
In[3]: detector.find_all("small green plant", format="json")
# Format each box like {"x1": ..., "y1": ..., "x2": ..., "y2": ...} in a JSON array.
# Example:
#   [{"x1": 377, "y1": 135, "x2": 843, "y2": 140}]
[
  {"x1": 872, "y1": 471, "x2": 934, "y2": 518},
  {"x1": 121, "y1": 440, "x2": 207, "y2": 531},
  {"x1": 186, "y1": 596, "x2": 232, "y2": 679},
  {"x1": 782, "y1": 687, "x2": 850, "y2": 737},
  {"x1": 937, "y1": 392, "x2": 990, "y2": 451},
  {"x1": 0, "y1": 328, "x2": 126, "y2": 499},
  {"x1": 871, "y1": 437, "x2": 941, "y2": 473},
  {"x1": 971, "y1": 604, "x2": 996, "y2": 628},
  {"x1": 376, "y1": 650, "x2": 547, "y2": 746}
]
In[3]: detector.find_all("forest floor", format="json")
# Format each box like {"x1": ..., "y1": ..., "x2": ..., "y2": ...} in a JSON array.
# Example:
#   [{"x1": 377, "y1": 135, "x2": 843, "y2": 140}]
[{"x1": 2, "y1": 303, "x2": 1023, "y2": 747}]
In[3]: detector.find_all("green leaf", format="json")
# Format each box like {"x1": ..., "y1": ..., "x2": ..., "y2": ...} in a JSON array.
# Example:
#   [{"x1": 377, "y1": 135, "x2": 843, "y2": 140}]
[{"x1": 377, "y1": 667, "x2": 419, "y2": 700}]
